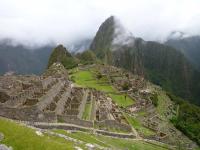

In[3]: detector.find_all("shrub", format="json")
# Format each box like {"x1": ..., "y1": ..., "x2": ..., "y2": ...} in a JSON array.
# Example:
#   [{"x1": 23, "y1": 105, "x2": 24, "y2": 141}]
[
  {"x1": 122, "y1": 82, "x2": 129, "y2": 91},
  {"x1": 150, "y1": 94, "x2": 158, "y2": 107}
]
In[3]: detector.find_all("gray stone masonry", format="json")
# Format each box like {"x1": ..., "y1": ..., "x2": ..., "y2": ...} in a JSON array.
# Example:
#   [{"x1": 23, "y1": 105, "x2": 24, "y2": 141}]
[
  {"x1": 37, "y1": 80, "x2": 64, "y2": 111},
  {"x1": 55, "y1": 86, "x2": 71, "y2": 115}
]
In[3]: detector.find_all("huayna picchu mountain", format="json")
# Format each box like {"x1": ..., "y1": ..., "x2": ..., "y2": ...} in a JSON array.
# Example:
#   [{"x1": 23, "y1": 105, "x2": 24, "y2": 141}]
[{"x1": 90, "y1": 16, "x2": 200, "y2": 105}]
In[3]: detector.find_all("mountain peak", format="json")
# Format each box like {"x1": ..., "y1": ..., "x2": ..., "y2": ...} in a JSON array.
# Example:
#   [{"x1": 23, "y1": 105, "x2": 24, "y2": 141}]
[{"x1": 90, "y1": 16, "x2": 135, "y2": 58}]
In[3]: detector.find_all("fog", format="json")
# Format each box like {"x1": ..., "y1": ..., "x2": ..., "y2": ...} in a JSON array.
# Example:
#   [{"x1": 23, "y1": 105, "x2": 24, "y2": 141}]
[{"x1": 0, "y1": 0, "x2": 200, "y2": 47}]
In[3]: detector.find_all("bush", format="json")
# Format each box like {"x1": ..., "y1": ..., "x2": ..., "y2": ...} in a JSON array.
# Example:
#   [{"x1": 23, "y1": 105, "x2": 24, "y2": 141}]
[
  {"x1": 150, "y1": 94, "x2": 158, "y2": 107},
  {"x1": 122, "y1": 82, "x2": 129, "y2": 91},
  {"x1": 96, "y1": 72, "x2": 102, "y2": 79},
  {"x1": 167, "y1": 92, "x2": 200, "y2": 145}
]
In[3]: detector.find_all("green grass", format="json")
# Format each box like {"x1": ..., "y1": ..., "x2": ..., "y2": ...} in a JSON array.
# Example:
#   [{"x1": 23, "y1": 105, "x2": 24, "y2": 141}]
[
  {"x1": 53, "y1": 130, "x2": 169, "y2": 150},
  {"x1": 157, "y1": 91, "x2": 173, "y2": 117},
  {"x1": 97, "y1": 135, "x2": 169, "y2": 150},
  {"x1": 137, "y1": 111, "x2": 147, "y2": 116},
  {"x1": 109, "y1": 93, "x2": 134, "y2": 107},
  {"x1": 71, "y1": 69, "x2": 134, "y2": 107},
  {"x1": 0, "y1": 118, "x2": 75, "y2": 150},
  {"x1": 82, "y1": 103, "x2": 92, "y2": 120},
  {"x1": 71, "y1": 70, "x2": 114, "y2": 92},
  {"x1": 124, "y1": 113, "x2": 155, "y2": 137},
  {"x1": 53, "y1": 130, "x2": 109, "y2": 148}
]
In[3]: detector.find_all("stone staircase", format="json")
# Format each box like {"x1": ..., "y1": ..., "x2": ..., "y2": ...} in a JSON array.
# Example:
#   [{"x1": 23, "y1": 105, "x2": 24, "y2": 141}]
[{"x1": 37, "y1": 80, "x2": 65, "y2": 111}]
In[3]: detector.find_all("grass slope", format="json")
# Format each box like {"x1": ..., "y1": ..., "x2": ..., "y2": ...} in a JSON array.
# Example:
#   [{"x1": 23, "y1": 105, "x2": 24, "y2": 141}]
[
  {"x1": 0, "y1": 118, "x2": 75, "y2": 150},
  {"x1": 54, "y1": 130, "x2": 169, "y2": 150},
  {"x1": 124, "y1": 113, "x2": 155, "y2": 137}
]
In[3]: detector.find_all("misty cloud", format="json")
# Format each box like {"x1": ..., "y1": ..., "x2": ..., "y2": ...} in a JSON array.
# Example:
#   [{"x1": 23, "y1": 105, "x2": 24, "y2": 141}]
[{"x1": 0, "y1": 0, "x2": 200, "y2": 47}]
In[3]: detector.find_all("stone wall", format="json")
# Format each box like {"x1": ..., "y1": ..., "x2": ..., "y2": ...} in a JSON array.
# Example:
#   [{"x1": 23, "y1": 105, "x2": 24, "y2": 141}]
[
  {"x1": 0, "y1": 105, "x2": 56, "y2": 122},
  {"x1": 33, "y1": 124, "x2": 89, "y2": 132},
  {"x1": 96, "y1": 130, "x2": 135, "y2": 138},
  {"x1": 95, "y1": 120, "x2": 132, "y2": 132},
  {"x1": 57, "y1": 115, "x2": 93, "y2": 128}
]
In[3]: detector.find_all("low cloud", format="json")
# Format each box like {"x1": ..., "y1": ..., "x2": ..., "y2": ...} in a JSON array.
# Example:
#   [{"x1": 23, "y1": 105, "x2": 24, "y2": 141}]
[{"x1": 0, "y1": 0, "x2": 200, "y2": 47}]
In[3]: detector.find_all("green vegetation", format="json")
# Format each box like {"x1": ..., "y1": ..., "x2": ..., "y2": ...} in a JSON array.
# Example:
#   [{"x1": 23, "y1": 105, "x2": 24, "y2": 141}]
[
  {"x1": 48, "y1": 45, "x2": 78, "y2": 69},
  {"x1": 54, "y1": 130, "x2": 169, "y2": 150},
  {"x1": 90, "y1": 15, "x2": 200, "y2": 106},
  {"x1": 96, "y1": 135, "x2": 168, "y2": 150},
  {"x1": 71, "y1": 70, "x2": 113, "y2": 92},
  {"x1": 109, "y1": 93, "x2": 134, "y2": 107},
  {"x1": 90, "y1": 16, "x2": 114, "y2": 62},
  {"x1": 0, "y1": 118, "x2": 76, "y2": 150},
  {"x1": 124, "y1": 113, "x2": 155, "y2": 137},
  {"x1": 71, "y1": 69, "x2": 134, "y2": 107},
  {"x1": 122, "y1": 82, "x2": 130, "y2": 90},
  {"x1": 167, "y1": 93, "x2": 200, "y2": 145},
  {"x1": 82, "y1": 103, "x2": 92, "y2": 120},
  {"x1": 54, "y1": 130, "x2": 108, "y2": 148},
  {"x1": 156, "y1": 91, "x2": 173, "y2": 117},
  {"x1": 76, "y1": 50, "x2": 97, "y2": 65},
  {"x1": 150, "y1": 93, "x2": 159, "y2": 107}
]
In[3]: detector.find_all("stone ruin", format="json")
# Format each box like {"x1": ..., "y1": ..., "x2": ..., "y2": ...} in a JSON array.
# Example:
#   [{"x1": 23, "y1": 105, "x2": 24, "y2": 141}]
[
  {"x1": 0, "y1": 63, "x2": 132, "y2": 132},
  {"x1": 91, "y1": 90, "x2": 131, "y2": 132},
  {"x1": 0, "y1": 63, "x2": 76, "y2": 122}
]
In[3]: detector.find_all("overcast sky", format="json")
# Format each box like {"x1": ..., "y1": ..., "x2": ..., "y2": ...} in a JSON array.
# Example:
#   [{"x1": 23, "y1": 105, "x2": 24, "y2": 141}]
[{"x1": 0, "y1": 0, "x2": 200, "y2": 47}]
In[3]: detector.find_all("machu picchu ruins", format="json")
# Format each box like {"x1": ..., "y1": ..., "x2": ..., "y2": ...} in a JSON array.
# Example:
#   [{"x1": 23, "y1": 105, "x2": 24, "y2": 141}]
[{"x1": 0, "y1": 59, "x2": 198, "y2": 150}]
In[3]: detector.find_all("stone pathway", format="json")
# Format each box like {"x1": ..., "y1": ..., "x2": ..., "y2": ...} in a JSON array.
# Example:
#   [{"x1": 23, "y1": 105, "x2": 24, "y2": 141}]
[{"x1": 37, "y1": 80, "x2": 64, "y2": 111}]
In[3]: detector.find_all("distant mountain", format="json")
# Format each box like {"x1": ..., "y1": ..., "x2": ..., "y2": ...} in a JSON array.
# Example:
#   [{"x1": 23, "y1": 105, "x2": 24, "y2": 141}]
[
  {"x1": 0, "y1": 38, "x2": 91, "y2": 75},
  {"x1": 90, "y1": 16, "x2": 200, "y2": 105},
  {"x1": 0, "y1": 42, "x2": 54, "y2": 75},
  {"x1": 166, "y1": 34, "x2": 200, "y2": 70}
]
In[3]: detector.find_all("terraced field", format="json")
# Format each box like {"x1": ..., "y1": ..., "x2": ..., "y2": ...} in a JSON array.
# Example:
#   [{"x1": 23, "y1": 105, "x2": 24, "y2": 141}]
[
  {"x1": 54, "y1": 129, "x2": 170, "y2": 150},
  {"x1": 0, "y1": 117, "x2": 172, "y2": 150},
  {"x1": 70, "y1": 68, "x2": 134, "y2": 107}
]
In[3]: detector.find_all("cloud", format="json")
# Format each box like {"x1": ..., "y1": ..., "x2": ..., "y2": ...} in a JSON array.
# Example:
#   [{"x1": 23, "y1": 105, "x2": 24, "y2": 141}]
[{"x1": 0, "y1": 0, "x2": 200, "y2": 47}]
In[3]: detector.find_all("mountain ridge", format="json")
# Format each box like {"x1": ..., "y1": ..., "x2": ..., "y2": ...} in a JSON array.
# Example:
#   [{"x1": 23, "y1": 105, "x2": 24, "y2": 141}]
[{"x1": 90, "y1": 16, "x2": 200, "y2": 105}]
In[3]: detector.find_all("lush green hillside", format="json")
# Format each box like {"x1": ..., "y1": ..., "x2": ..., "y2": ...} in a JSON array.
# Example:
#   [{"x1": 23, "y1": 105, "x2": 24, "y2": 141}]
[
  {"x1": 166, "y1": 35, "x2": 200, "y2": 70},
  {"x1": 48, "y1": 44, "x2": 78, "y2": 69},
  {"x1": 90, "y1": 16, "x2": 115, "y2": 61},
  {"x1": 167, "y1": 93, "x2": 200, "y2": 145},
  {"x1": 76, "y1": 50, "x2": 97, "y2": 65}
]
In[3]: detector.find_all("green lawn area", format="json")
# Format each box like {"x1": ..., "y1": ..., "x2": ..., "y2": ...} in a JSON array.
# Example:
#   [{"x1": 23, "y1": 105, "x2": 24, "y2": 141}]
[
  {"x1": 54, "y1": 130, "x2": 109, "y2": 148},
  {"x1": 123, "y1": 113, "x2": 155, "y2": 137},
  {"x1": 82, "y1": 103, "x2": 92, "y2": 120},
  {"x1": 53, "y1": 130, "x2": 169, "y2": 150},
  {"x1": 71, "y1": 70, "x2": 114, "y2": 92},
  {"x1": 0, "y1": 118, "x2": 76, "y2": 150},
  {"x1": 71, "y1": 69, "x2": 134, "y2": 107},
  {"x1": 109, "y1": 93, "x2": 134, "y2": 107}
]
